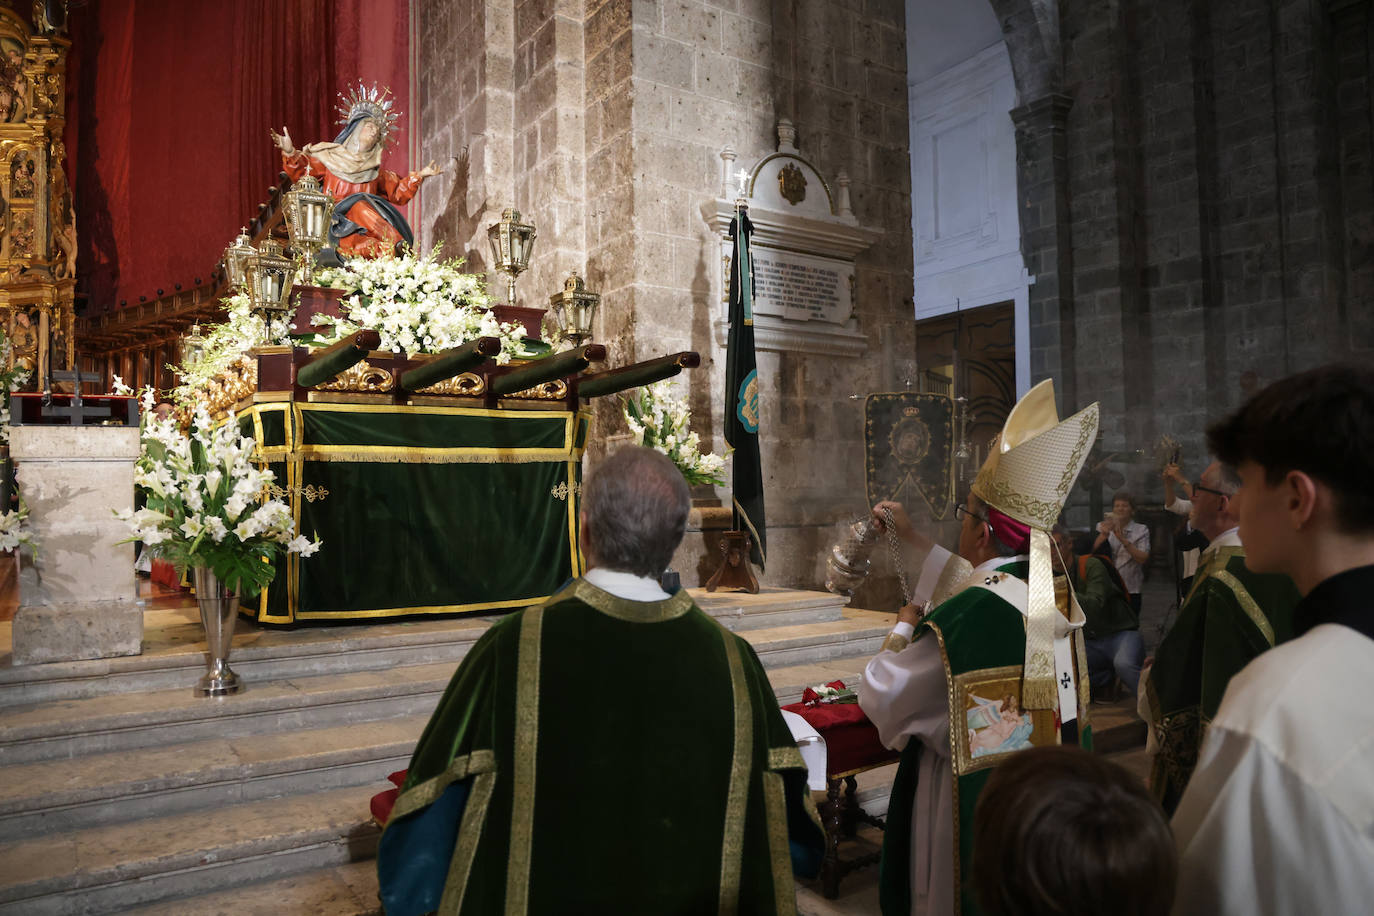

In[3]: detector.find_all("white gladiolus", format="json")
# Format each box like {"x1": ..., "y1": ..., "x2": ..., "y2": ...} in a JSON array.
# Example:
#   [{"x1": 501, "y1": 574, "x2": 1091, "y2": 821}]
[
  {"x1": 223, "y1": 494, "x2": 248, "y2": 522},
  {"x1": 621, "y1": 380, "x2": 728, "y2": 487},
  {"x1": 119, "y1": 384, "x2": 320, "y2": 591}
]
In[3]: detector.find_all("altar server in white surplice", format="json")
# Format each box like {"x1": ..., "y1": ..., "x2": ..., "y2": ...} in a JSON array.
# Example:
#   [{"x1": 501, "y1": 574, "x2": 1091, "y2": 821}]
[{"x1": 1173, "y1": 365, "x2": 1374, "y2": 916}]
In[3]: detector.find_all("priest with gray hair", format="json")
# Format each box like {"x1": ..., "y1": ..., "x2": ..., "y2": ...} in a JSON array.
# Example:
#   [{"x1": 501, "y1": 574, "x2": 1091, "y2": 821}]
[{"x1": 377, "y1": 445, "x2": 824, "y2": 915}]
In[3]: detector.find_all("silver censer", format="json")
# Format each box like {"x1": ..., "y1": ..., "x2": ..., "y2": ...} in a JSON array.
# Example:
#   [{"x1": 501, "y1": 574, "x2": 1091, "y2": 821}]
[{"x1": 824, "y1": 517, "x2": 882, "y2": 596}]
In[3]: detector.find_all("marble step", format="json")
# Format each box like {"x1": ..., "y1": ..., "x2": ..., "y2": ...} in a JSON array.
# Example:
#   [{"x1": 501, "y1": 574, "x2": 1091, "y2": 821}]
[
  {"x1": 0, "y1": 661, "x2": 457, "y2": 766},
  {"x1": 0, "y1": 654, "x2": 888, "y2": 838},
  {"x1": 112, "y1": 752, "x2": 900, "y2": 916},
  {"x1": 0, "y1": 588, "x2": 856, "y2": 706},
  {"x1": 0, "y1": 607, "x2": 494, "y2": 707},
  {"x1": 696, "y1": 586, "x2": 848, "y2": 630},
  {"x1": 739, "y1": 608, "x2": 890, "y2": 671},
  {"x1": 0, "y1": 647, "x2": 892, "y2": 838},
  {"x1": 0, "y1": 610, "x2": 891, "y2": 765},
  {"x1": 0, "y1": 784, "x2": 378, "y2": 916},
  {"x1": 122, "y1": 860, "x2": 383, "y2": 916},
  {"x1": 0, "y1": 715, "x2": 427, "y2": 839},
  {"x1": 766, "y1": 656, "x2": 872, "y2": 706}
]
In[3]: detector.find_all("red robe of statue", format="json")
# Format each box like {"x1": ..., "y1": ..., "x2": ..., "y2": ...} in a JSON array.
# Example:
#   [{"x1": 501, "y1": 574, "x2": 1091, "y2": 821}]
[{"x1": 281, "y1": 150, "x2": 424, "y2": 257}]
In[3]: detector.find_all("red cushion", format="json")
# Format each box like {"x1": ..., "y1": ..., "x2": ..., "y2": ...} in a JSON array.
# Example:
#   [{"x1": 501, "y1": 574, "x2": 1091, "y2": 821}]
[
  {"x1": 370, "y1": 787, "x2": 399, "y2": 826},
  {"x1": 781, "y1": 700, "x2": 900, "y2": 776},
  {"x1": 780, "y1": 700, "x2": 869, "y2": 731}
]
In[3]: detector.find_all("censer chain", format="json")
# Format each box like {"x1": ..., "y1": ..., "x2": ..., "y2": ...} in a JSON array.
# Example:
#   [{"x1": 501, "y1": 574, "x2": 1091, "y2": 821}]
[{"x1": 881, "y1": 506, "x2": 912, "y2": 606}]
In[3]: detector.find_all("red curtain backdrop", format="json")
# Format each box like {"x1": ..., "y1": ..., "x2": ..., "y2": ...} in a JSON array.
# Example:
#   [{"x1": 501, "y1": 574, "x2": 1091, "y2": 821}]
[{"x1": 70, "y1": 0, "x2": 411, "y2": 312}]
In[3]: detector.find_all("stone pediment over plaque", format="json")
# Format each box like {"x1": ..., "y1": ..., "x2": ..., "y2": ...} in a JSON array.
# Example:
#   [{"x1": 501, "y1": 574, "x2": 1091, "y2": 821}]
[{"x1": 701, "y1": 120, "x2": 880, "y2": 358}]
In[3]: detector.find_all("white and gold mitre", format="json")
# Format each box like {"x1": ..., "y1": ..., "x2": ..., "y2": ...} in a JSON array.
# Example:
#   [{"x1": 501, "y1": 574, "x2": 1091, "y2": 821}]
[{"x1": 971, "y1": 379, "x2": 1099, "y2": 531}]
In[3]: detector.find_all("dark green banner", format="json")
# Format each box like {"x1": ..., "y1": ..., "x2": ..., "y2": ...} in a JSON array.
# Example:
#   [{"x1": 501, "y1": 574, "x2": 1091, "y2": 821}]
[
  {"x1": 864, "y1": 393, "x2": 954, "y2": 521},
  {"x1": 724, "y1": 209, "x2": 765, "y2": 568}
]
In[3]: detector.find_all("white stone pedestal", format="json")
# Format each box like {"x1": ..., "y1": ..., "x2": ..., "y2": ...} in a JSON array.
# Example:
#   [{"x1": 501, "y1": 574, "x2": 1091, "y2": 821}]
[{"x1": 9, "y1": 425, "x2": 143, "y2": 665}]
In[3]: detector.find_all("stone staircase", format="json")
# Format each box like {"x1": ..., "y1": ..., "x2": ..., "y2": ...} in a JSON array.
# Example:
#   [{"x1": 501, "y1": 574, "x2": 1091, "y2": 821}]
[{"x1": 0, "y1": 588, "x2": 895, "y2": 915}]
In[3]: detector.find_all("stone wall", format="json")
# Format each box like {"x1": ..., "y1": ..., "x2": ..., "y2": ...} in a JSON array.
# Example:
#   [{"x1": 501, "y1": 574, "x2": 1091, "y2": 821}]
[
  {"x1": 416, "y1": 0, "x2": 917, "y2": 602},
  {"x1": 759, "y1": 0, "x2": 915, "y2": 605},
  {"x1": 1001, "y1": 0, "x2": 1373, "y2": 512}
]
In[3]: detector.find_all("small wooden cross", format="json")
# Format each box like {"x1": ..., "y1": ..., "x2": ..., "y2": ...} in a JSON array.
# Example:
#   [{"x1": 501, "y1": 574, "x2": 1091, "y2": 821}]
[{"x1": 41, "y1": 366, "x2": 112, "y2": 426}]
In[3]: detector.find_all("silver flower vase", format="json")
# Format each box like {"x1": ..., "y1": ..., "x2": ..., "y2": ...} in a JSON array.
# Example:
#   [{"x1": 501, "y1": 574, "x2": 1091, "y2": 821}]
[{"x1": 192, "y1": 567, "x2": 243, "y2": 696}]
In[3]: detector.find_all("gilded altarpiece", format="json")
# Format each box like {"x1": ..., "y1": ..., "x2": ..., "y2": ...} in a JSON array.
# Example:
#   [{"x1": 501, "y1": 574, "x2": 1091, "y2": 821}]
[{"x1": 0, "y1": 6, "x2": 72, "y2": 387}]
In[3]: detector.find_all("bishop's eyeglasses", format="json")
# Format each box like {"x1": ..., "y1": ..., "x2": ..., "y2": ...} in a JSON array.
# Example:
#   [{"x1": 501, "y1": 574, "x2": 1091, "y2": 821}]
[{"x1": 954, "y1": 502, "x2": 988, "y2": 525}]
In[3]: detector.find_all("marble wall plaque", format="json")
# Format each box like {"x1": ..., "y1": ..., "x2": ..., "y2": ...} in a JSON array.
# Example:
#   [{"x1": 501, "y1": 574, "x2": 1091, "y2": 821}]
[{"x1": 751, "y1": 248, "x2": 852, "y2": 324}]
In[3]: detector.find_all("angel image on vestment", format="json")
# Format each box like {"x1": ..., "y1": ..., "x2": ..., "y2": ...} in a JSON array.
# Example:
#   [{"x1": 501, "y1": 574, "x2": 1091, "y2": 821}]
[{"x1": 967, "y1": 692, "x2": 1034, "y2": 758}]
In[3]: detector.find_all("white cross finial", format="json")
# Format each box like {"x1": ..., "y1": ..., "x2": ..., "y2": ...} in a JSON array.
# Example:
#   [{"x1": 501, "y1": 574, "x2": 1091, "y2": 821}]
[{"x1": 734, "y1": 168, "x2": 750, "y2": 199}]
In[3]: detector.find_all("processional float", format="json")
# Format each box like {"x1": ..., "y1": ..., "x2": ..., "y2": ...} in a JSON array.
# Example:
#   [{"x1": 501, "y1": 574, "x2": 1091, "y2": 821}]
[{"x1": 200, "y1": 140, "x2": 700, "y2": 623}]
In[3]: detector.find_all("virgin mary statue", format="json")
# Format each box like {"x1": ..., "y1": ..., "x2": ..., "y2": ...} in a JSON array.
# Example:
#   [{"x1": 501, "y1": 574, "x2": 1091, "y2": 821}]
[{"x1": 271, "y1": 83, "x2": 439, "y2": 258}]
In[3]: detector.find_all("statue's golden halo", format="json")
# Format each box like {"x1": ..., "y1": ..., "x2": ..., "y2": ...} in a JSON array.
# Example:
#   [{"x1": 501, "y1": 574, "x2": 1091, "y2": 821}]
[{"x1": 335, "y1": 81, "x2": 401, "y2": 144}]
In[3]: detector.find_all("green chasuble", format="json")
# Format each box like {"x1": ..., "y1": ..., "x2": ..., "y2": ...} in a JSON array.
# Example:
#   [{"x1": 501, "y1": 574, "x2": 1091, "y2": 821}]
[
  {"x1": 879, "y1": 561, "x2": 1092, "y2": 916},
  {"x1": 376, "y1": 579, "x2": 825, "y2": 916},
  {"x1": 1146, "y1": 542, "x2": 1300, "y2": 813}
]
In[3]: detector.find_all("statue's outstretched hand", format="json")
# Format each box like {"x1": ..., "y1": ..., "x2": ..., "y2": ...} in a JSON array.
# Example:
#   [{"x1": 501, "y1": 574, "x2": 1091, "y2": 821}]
[
  {"x1": 416, "y1": 159, "x2": 441, "y2": 179},
  {"x1": 270, "y1": 126, "x2": 294, "y2": 155}
]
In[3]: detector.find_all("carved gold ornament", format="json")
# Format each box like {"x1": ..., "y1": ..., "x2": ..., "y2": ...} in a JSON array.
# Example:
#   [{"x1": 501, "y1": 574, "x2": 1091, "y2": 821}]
[
  {"x1": 315, "y1": 360, "x2": 395, "y2": 393},
  {"x1": 778, "y1": 163, "x2": 807, "y2": 205},
  {"x1": 201, "y1": 355, "x2": 258, "y2": 416},
  {"x1": 512, "y1": 379, "x2": 567, "y2": 400},
  {"x1": 417, "y1": 371, "x2": 485, "y2": 397},
  {"x1": 265, "y1": 483, "x2": 330, "y2": 503},
  {"x1": 550, "y1": 481, "x2": 582, "y2": 501}
]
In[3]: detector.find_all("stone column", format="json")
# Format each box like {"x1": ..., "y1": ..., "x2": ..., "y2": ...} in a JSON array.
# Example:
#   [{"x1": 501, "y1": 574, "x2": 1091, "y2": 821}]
[
  {"x1": 1011, "y1": 93, "x2": 1076, "y2": 410},
  {"x1": 10, "y1": 425, "x2": 142, "y2": 665}
]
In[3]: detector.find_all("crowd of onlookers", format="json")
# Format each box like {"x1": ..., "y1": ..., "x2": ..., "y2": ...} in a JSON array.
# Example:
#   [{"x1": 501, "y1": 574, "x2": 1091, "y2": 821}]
[{"x1": 968, "y1": 364, "x2": 1374, "y2": 915}]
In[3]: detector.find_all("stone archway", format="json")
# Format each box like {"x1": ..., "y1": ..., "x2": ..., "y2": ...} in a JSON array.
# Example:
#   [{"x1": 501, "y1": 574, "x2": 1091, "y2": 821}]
[
  {"x1": 984, "y1": 0, "x2": 1060, "y2": 103},
  {"x1": 982, "y1": 0, "x2": 1078, "y2": 409}
]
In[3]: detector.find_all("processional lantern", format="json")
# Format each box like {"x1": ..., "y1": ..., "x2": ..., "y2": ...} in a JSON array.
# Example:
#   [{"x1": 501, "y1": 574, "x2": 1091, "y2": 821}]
[
  {"x1": 181, "y1": 322, "x2": 206, "y2": 367},
  {"x1": 222, "y1": 228, "x2": 257, "y2": 293},
  {"x1": 243, "y1": 240, "x2": 297, "y2": 344},
  {"x1": 548, "y1": 271, "x2": 600, "y2": 349},
  {"x1": 282, "y1": 170, "x2": 335, "y2": 281},
  {"x1": 487, "y1": 208, "x2": 537, "y2": 309}
]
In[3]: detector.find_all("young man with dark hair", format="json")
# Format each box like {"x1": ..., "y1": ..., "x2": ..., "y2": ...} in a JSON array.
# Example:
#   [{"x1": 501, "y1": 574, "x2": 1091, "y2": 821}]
[
  {"x1": 973, "y1": 745, "x2": 1176, "y2": 916},
  {"x1": 1140, "y1": 457, "x2": 1300, "y2": 813},
  {"x1": 1172, "y1": 364, "x2": 1374, "y2": 913}
]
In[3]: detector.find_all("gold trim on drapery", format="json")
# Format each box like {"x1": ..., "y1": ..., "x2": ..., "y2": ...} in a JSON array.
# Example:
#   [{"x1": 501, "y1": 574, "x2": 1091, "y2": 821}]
[
  {"x1": 718, "y1": 630, "x2": 753, "y2": 915},
  {"x1": 506, "y1": 605, "x2": 545, "y2": 915}
]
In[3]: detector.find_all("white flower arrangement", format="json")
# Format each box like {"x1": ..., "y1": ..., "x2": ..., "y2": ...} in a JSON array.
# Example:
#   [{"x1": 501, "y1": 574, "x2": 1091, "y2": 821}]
[
  {"x1": 0, "y1": 504, "x2": 36, "y2": 558},
  {"x1": 622, "y1": 380, "x2": 728, "y2": 487},
  {"x1": 168, "y1": 293, "x2": 282, "y2": 406},
  {"x1": 117, "y1": 388, "x2": 320, "y2": 594},
  {"x1": 0, "y1": 329, "x2": 31, "y2": 443},
  {"x1": 312, "y1": 246, "x2": 527, "y2": 361}
]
